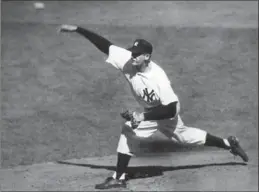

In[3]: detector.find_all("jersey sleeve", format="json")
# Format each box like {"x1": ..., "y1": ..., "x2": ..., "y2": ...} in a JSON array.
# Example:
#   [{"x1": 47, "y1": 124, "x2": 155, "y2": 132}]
[
  {"x1": 156, "y1": 71, "x2": 179, "y2": 105},
  {"x1": 158, "y1": 82, "x2": 179, "y2": 105},
  {"x1": 105, "y1": 45, "x2": 132, "y2": 70}
]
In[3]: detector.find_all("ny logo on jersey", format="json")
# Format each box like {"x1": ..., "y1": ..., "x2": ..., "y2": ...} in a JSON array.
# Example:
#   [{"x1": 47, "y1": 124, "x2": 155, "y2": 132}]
[{"x1": 142, "y1": 88, "x2": 156, "y2": 103}]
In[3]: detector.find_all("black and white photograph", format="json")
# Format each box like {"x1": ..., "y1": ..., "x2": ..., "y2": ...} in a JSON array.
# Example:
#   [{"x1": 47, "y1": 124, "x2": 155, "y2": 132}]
[{"x1": 1, "y1": 1, "x2": 258, "y2": 191}]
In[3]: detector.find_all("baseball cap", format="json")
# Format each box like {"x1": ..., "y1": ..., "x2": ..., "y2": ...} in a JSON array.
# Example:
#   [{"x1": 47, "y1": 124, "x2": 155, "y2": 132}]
[{"x1": 127, "y1": 39, "x2": 153, "y2": 56}]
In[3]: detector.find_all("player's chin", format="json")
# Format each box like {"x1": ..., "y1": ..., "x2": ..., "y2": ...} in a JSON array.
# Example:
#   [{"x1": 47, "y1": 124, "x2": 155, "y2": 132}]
[
  {"x1": 132, "y1": 62, "x2": 142, "y2": 67},
  {"x1": 133, "y1": 64, "x2": 141, "y2": 70}
]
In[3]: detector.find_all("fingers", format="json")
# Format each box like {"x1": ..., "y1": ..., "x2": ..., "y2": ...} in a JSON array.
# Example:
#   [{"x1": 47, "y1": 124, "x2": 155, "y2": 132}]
[
  {"x1": 57, "y1": 24, "x2": 77, "y2": 34},
  {"x1": 57, "y1": 26, "x2": 62, "y2": 34},
  {"x1": 57, "y1": 25, "x2": 66, "y2": 34}
]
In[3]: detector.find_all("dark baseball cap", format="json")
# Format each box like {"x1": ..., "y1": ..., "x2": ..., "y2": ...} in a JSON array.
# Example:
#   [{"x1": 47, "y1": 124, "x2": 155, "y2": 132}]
[{"x1": 127, "y1": 39, "x2": 153, "y2": 56}]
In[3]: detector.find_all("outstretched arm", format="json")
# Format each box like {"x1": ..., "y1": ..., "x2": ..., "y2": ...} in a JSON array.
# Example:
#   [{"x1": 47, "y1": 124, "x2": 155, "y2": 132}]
[
  {"x1": 58, "y1": 24, "x2": 113, "y2": 55},
  {"x1": 59, "y1": 24, "x2": 132, "y2": 70}
]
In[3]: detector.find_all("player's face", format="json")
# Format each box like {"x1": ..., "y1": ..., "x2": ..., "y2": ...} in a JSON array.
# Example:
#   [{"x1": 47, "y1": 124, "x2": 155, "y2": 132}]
[
  {"x1": 131, "y1": 53, "x2": 150, "y2": 66},
  {"x1": 131, "y1": 54, "x2": 145, "y2": 66}
]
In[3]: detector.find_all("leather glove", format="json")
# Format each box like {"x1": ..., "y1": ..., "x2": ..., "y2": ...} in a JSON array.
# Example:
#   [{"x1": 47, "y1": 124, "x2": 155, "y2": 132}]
[{"x1": 120, "y1": 110, "x2": 144, "y2": 129}]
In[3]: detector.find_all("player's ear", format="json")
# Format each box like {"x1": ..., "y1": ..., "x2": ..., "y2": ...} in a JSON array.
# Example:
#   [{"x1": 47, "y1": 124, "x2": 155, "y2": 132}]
[{"x1": 144, "y1": 54, "x2": 151, "y2": 60}]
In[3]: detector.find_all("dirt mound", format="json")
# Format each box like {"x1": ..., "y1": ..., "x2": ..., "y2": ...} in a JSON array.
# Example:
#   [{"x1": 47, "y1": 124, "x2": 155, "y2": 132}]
[{"x1": 0, "y1": 150, "x2": 257, "y2": 191}]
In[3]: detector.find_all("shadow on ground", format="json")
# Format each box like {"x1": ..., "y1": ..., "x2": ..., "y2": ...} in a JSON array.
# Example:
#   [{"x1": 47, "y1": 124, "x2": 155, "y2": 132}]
[{"x1": 56, "y1": 160, "x2": 247, "y2": 180}]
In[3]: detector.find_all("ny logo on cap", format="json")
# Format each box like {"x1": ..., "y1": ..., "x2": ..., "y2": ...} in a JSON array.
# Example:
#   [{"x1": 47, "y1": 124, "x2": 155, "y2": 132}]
[{"x1": 134, "y1": 41, "x2": 139, "y2": 46}]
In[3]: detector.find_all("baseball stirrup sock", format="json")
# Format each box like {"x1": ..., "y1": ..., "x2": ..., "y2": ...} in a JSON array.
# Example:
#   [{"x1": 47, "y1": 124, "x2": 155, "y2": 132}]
[
  {"x1": 115, "y1": 152, "x2": 131, "y2": 180},
  {"x1": 204, "y1": 133, "x2": 230, "y2": 149}
]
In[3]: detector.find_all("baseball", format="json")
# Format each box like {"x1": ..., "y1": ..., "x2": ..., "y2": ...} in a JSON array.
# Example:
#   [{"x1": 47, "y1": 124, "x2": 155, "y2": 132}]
[{"x1": 34, "y1": 2, "x2": 45, "y2": 9}]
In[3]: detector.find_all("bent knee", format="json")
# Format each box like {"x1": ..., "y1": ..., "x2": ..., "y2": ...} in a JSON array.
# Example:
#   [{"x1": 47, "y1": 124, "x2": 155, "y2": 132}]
[{"x1": 173, "y1": 128, "x2": 207, "y2": 145}]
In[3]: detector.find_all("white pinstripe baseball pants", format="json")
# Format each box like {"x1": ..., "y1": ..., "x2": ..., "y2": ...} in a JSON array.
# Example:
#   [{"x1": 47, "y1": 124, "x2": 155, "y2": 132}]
[{"x1": 117, "y1": 114, "x2": 207, "y2": 156}]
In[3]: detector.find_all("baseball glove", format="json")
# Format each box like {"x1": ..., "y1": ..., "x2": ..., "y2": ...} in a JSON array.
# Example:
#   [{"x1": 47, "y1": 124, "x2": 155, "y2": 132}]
[{"x1": 120, "y1": 110, "x2": 142, "y2": 129}]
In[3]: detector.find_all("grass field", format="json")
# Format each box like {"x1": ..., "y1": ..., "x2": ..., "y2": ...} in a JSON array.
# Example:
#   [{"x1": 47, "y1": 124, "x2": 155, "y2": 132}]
[
  {"x1": 1, "y1": 1, "x2": 258, "y2": 190},
  {"x1": 2, "y1": 1, "x2": 258, "y2": 168}
]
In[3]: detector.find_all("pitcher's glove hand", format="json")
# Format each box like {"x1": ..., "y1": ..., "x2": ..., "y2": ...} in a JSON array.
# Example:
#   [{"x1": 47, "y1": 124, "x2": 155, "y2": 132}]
[{"x1": 121, "y1": 110, "x2": 144, "y2": 129}]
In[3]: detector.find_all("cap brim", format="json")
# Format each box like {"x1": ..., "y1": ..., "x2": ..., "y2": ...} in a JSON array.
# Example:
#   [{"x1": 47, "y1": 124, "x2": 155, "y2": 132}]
[{"x1": 127, "y1": 46, "x2": 143, "y2": 54}]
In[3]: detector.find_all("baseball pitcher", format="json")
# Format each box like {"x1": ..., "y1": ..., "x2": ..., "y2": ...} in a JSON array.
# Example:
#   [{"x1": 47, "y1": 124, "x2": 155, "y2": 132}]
[{"x1": 58, "y1": 24, "x2": 249, "y2": 190}]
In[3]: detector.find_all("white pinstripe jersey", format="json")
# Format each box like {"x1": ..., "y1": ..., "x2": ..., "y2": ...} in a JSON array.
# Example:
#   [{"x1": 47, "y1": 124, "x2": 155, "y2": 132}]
[{"x1": 106, "y1": 45, "x2": 179, "y2": 109}]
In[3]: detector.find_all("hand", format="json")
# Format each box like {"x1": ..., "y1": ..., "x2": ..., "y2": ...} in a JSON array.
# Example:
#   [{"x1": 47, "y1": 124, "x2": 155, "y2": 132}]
[
  {"x1": 132, "y1": 111, "x2": 144, "y2": 122},
  {"x1": 120, "y1": 110, "x2": 144, "y2": 129},
  {"x1": 131, "y1": 111, "x2": 144, "y2": 129},
  {"x1": 58, "y1": 24, "x2": 78, "y2": 33}
]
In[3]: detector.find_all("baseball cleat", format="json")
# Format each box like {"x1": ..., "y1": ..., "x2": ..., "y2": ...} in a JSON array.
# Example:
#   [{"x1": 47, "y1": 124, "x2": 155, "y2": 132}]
[
  {"x1": 95, "y1": 177, "x2": 127, "y2": 189},
  {"x1": 228, "y1": 136, "x2": 249, "y2": 162}
]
